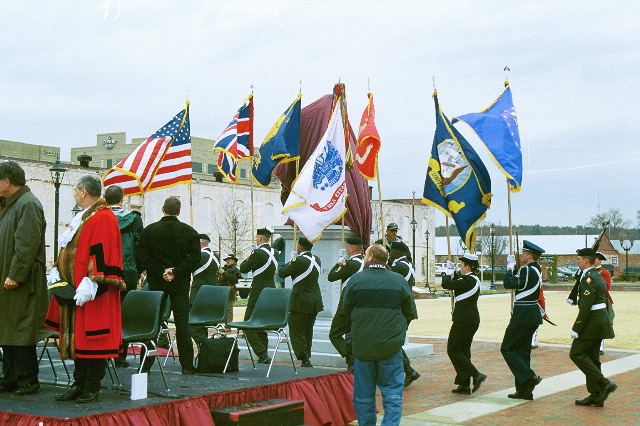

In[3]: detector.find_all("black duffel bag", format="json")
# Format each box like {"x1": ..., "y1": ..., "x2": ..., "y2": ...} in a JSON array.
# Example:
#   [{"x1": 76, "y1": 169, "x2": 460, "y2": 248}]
[{"x1": 196, "y1": 336, "x2": 239, "y2": 373}]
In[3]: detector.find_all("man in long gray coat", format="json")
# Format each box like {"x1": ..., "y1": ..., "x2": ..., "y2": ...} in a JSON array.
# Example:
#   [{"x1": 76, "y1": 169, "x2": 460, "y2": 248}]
[{"x1": 0, "y1": 160, "x2": 48, "y2": 395}]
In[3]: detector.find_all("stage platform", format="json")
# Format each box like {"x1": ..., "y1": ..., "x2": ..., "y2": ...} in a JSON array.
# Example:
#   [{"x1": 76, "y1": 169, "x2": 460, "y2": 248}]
[{"x1": 0, "y1": 352, "x2": 355, "y2": 426}]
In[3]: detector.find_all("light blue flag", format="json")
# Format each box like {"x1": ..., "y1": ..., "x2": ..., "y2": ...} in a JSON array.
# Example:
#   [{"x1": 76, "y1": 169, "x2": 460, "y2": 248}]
[
  {"x1": 252, "y1": 94, "x2": 301, "y2": 187},
  {"x1": 423, "y1": 93, "x2": 492, "y2": 251},
  {"x1": 453, "y1": 82, "x2": 522, "y2": 192}
]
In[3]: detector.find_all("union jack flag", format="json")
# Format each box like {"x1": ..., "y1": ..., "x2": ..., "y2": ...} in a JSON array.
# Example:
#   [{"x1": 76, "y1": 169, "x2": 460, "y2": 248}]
[
  {"x1": 213, "y1": 95, "x2": 254, "y2": 182},
  {"x1": 103, "y1": 104, "x2": 191, "y2": 195}
]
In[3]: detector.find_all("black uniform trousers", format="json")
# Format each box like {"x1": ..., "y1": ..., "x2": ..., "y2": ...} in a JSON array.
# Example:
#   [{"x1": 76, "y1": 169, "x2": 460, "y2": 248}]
[
  {"x1": 244, "y1": 305, "x2": 269, "y2": 358},
  {"x1": 447, "y1": 322, "x2": 480, "y2": 386},
  {"x1": 1, "y1": 345, "x2": 39, "y2": 388},
  {"x1": 570, "y1": 338, "x2": 606, "y2": 394},
  {"x1": 289, "y1": 311, "x2": 317, "y2": 360},
  {"x1": 329, "y1": 312, "x2": 351, "y2": 358},
  {"x1": 501, "y1": 321, "x2": 539, "y2": 393},
  {"x1": 72, "y1": 358, "x2": 107, "y2": 393}
]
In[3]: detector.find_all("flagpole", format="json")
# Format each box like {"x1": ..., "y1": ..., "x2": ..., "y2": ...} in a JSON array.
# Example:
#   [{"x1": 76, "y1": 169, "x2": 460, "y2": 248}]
[
  {"x1": 189, "y1": 181, "x2": 194, "y2": 226},
  {"x1": 445, "y1": 215, "x2": 454, "y2": 311},
  {"x1": 376, "y1": 163, "x2": 384, "y2": 241},
  {"x1": 507, "y1": 179, "x2": 515, "y2": 308},
  {"x1": 293, "y1": 158, "x2": 299, "y2": 245},
  {"x1": 250, "y1": 161, "x2": 255, "y2": 240}
]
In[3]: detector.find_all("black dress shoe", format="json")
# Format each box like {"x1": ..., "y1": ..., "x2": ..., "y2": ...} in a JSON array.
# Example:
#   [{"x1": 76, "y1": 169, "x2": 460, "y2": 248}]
[
  {"x1": 451, "y1": 385, "x2": 472, "y2": 395},
  {"x1": 300, "y1": 359, "x2": 313, "y2": 368},
  {"x1": 526, "y1": 375, "x2": 542, "y2": 393},
  {"x1": 115, "y1": 359, "x2": 130, "y2": 368},
  {"x1": 472, "y1": 373, "x2": 487, "y2": 393},
  {"x1": 508, "y1": 391, "x2": 533, "y2": 400},
  {"x1": 596, "y1": 380, "x2": 617, "y2": 404},
  {"x1": 56, "y1": 386, "x2": 84, "y2": 401},
  {"x1": 576, "y1": 394, "x2": 603, "y2": 407},
  {"x1": 404, "y1": 370, "x2": 421, "y2": 388},
  {"x1": 15, "y1": 382, "x2": 40, "y2": 396},
  {"x1": 182, "y1": 367, "x2": 197, "y2": 375},
  {"x1": 0, "y1": 383, "x2": 18, "y2": 393},
  {"x1": 77, "y1": 392, "x2": 99, "y2": 403},
  {"x1": 257, "y1": 355, "x2": 272, "y2": 364}
]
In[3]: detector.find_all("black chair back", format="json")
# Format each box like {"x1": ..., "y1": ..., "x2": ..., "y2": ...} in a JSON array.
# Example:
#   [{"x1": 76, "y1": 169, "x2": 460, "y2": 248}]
[{"x1": 121, "y1": 290, "x2": 164, "y2": 342}]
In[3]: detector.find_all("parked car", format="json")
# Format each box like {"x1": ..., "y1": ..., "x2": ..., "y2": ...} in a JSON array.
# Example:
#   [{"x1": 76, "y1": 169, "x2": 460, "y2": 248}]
[
  {"x1": 486, "y1": 265, "x2": 508, "y2": 274},
  {"x1": 478, "y1": 264, "x2": 490, "y2": 272},
  {"x1": 557, "y1": 267, "x2": 575, "y2": 277},
  {"x1": 434, "y1": 262, "x2": 460, "y2": 277}
]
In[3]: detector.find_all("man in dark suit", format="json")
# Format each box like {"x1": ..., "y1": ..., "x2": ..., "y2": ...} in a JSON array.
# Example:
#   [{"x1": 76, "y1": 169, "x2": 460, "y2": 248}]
[
  {"x1": 135, "y1": 197, "x2": 200, "y2": 375},
  {"x1": 328, "y1": 237, "x2": 365, "y2": 370},
  {"x1": 501, "y1": 240, "x2": 544, "y2": 400},
  {"x1": 570, "y1": 248, "x2": 617, "y2": 408},
  {"x1": 239, "y1": 228, "x2": 278, "y2": 364},
  {"x1": 389, "y1": 241, "x2": 420, "y2": 387},
  {"x1": 279, "y1": 237, "x2": 323, "y2": 367}
]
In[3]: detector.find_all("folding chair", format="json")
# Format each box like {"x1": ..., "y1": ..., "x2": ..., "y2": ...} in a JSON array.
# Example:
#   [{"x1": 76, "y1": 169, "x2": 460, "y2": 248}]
[
  {"x1": 226, "y1": 288, "x2": 296, "y2": 377},
  {"x1": 121, "y1": 290, "x2": 170, "y2": 392},
  {"x1": 189, "y1": 285, "x2": 231, "y2": 339},
  {"x1": 37, "y1": 331, "x2": 71, "y2": 382}
]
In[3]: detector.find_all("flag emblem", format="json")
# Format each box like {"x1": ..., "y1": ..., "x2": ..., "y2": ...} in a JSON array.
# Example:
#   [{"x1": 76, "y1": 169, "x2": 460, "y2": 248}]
[{"x1": 313, "y1": 140, "x2": 343, "y2": 190}]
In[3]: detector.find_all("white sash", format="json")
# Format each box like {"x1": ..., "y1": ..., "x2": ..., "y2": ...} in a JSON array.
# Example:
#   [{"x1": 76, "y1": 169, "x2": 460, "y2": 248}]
[
  {"x1": 454, "y1": 274, "x2": 481, "y2": 304},
  {"x1": 193, "y1": 248, "x2": 219, "y2": 276},
  {"x1": 515, "y1": 265, "x2": 542, "y2": 301},
  {"x1": 341, "y1": 255, "x2": 365, "y2": 290},
  {"x1": 253, "y1": 245, "x2": 278, "y2": 276},
  {"x1": 292, "y1": 254, "x2": 320, "y2": 285},
  {"x1": 392, "y1": 256, "x2": 415, "y2": 282}
]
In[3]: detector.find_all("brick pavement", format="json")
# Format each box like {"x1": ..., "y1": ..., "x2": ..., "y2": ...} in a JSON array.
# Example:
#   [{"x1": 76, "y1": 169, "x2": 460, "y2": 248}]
[{"x1": 378, "y1": 337, "x2": 638, "y2": 424}]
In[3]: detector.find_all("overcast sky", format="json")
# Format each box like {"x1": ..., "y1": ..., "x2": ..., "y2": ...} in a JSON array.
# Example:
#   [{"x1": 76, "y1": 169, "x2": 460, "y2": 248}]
[{"x1": 1, "y1": 1, "x2": 638, "y2": 228}]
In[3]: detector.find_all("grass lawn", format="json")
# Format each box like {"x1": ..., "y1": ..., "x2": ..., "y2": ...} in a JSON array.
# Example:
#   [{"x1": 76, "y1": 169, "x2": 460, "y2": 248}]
[{"x1": 409, "y1": 291, "x2": 639, "y2": 350}]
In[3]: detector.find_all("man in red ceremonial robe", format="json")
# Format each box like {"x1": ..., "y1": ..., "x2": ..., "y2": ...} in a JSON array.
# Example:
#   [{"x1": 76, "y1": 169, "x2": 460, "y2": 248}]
[{"x1": 45, "y1": 175, "x2": 125, "y2": 403}]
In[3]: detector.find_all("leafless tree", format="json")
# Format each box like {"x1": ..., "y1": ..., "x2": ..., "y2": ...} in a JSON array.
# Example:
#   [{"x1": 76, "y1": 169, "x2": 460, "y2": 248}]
[
  {"x1": 587, "y1": 209, "x2": 631, "y2": 240},
  {"x1": 214, "y1": 196, "x2": 252, "y2": 257}
]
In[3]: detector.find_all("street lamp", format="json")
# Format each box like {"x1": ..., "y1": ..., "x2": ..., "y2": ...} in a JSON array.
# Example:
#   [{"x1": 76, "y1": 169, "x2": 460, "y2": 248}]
[
  {"x1": 49, "y1": 160, "x2": 67, "y2": 262},
  {"x1": 424, "y1": 229, "x2": 430, "y2": 287},
  {"x1": 490, "y1": 223, "x2": 495, "y2": 290},
  {"x1": 620, "y1": 237, "x2": 635, "y2": 277},
  {"x1": 71, "y1": 205, "x2": 82, "y2": 217},
  {"x1": 410, "y1": 218, "x2": 418, "y2": 267}
]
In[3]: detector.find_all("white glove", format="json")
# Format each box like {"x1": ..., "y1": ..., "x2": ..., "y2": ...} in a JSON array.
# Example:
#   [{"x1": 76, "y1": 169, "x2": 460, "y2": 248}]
[
  {"x1": 337, "y1": 248, "x2": 347, "y2": 264},
  {"x1": 249, "y1": 244, "x2": 258, "y2": 252},
  {"x1": 290, "y1": 251, "x2": 298, "y2": 261},
  {"x1": 445, "y1": 260, "x2": 455, "y2": 275},
  {"x1": 47, "y1": 267, "x2": 61, "y2": 286},
  {"x1": 570, "y1": 330, "x2": 579, "y2": 339},
  {"x1": 567, "y1": 298, "x2": 576, "y2": 306},
  {"x1": 74, "y1": 277, "x2": 98, "y2": 306},
  {"x1": 507, "y1": 255, "x2": 516, "y2": 270}
]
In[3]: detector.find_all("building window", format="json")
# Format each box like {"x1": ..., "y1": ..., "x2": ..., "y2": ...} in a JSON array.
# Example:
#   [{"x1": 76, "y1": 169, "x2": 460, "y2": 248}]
[
  {"x1": 612, "y1": 256, "x2": 618, "y2": 266},
  {"x1": 106, "y1": 159, "x2": 113, "y2": 168},
  {"x1": 240, "y1": 168, "x2": 247, "y2": 179},
  {"x1": 192, "y1": 162, "x2": 203, "y2": 173},
  {"x1": 208, "y1": 164, "x2": 217, "y2": 175}
]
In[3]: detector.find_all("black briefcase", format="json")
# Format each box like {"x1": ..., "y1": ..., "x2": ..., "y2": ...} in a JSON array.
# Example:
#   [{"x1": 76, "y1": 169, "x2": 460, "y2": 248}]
[{"x1": 197, "y1": 336, "x2": 239, "y2": 373}]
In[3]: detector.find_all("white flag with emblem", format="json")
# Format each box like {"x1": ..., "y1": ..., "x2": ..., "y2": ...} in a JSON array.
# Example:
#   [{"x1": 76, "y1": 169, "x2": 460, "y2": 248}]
[{"x1": 282, "y1": 101, "x2": 348, "y2": 242}]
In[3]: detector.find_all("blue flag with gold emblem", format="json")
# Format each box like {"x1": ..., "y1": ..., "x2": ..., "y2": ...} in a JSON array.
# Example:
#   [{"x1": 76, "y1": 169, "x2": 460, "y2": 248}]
[
  {"x1": 453, "y1": 82, "x2": 522, "y2": 192},
  {"x1": 252, "y1": 94, "x2": 301, "y2": 187},
  {"x1": 423, "y1": 93, "x2": 492, "y2": 250}
]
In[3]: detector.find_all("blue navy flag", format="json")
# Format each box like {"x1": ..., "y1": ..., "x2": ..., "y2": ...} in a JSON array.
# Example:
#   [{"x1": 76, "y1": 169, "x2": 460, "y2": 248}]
[
  {"x1": 453, "y1": 82, "x2": 522, "y2": 192},
  {"x1": 423, "y1": 93, "x2": 492, "y2": 250},
  {"x1": 252, "y1": 94, "x2": 301, "y2": 187}
]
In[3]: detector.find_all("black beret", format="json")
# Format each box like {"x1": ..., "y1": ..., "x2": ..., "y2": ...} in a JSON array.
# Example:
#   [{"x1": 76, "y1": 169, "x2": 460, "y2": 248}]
[
  {"x1": 577, "y1": 248, "x2": 597, "y2": 256},
  {"x1": 197, "y1": 233, "x2": 210, "y2": 242},
  {"x1": 48, "y1": 281, "x2": 76, "y2": 306},
  {"x1": 390, "y1": 241, "x2": 409, "y2": 252},
  {"x1": 256, "y1": 228, "x2": 272, "y2": 237},
  {"x1": 345, "y1": 237, "x2": 364, "y2": 246},
  {"x1": 523, "y1": 240, "x2": 545, "y2": 255},
  {"x1": 298, "y1": 237, "x2": 313, "y2": 251}
]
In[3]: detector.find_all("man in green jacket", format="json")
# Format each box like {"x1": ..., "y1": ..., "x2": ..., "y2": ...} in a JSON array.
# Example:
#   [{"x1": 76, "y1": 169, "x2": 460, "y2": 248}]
[
  {"x1": 239, "y1": 228, "x2": 278, "y2": 364},
  {"x1": 570, "y1": 248, "x2": 617, "y2": 408},
  {"x1": 0, "y1": 161, "x2": 48, "y2": 396},
  {"x1": 279, "y1": 237, "x2": 323, "y2": 367},
  {"x1": 344, "y1": 244, "x2": 413, "y2": 426}
]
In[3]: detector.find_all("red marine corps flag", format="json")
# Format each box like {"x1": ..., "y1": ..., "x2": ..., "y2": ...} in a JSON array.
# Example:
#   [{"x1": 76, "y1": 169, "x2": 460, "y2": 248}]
[{"x1": 355, "y1": 93, "x2": 381, "y2": 180}]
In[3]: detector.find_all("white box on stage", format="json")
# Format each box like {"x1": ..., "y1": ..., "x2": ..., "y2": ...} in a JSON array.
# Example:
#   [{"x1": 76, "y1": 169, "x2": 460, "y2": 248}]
[{"x1": 130, "y1": 372, "x2": 148, "y2": 400}]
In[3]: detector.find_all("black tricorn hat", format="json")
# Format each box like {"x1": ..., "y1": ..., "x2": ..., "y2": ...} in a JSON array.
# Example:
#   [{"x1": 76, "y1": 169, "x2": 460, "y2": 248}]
[
  {"x1": 48, "y1": 280, "x2": 76, "y2": 306},
  {"x1": 256, "y1": 227, "x2": 272, "y2": 237},
  {"x1": 345, "y1": 237, "x2": 364, "y2": 246},
  {"x1": 577, "y1": 247, "x2": 597, "y2": 256},
  {"x1": 595, "y1": 252, "x2": 607, "y2": 260}
]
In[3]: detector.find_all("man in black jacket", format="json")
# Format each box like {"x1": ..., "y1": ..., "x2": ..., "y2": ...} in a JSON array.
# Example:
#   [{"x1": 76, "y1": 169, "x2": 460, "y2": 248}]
[
  {"x1": 327, "y1": 237, "x2": 364, "y2": 370},
  {"x1": 570, "y1": 248, "x2": 616, "y2": 408},
  {"x1": 279, "y1": 237, "x2": 323, "y2": 367},
  {"x1": 344, "y1": 244, "x2": 413, "y2": 426},
  {"x1": 239, "y1": 228, "x2": 278, "y2": 364},
  {"x1": 135, "y1": 197, "x2": 200, "y2": 375}
]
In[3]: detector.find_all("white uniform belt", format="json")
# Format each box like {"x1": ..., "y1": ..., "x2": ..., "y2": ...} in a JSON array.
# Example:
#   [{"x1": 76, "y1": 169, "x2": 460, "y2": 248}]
[
  {"x1": 591, "y1": 303, "x2": 606, "y2": 310},
  {"x1": 254, "y1": 246, "x2": 277, "y2": 276},
  {"x1": 292, "y1": 255, "x2": 320, "y2": 285}
]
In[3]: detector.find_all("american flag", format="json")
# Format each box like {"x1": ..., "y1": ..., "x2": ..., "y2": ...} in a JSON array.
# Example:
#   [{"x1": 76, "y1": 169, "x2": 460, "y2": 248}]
[
  {"x1": 213, "y1": 95, "x2": 253, "y2": 182},
  {"x1": 103, "y1": 104, "x2": 191, "y2": 195}
]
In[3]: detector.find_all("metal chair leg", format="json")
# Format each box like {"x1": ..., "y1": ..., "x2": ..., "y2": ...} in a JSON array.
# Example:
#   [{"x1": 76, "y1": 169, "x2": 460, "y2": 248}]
[{"x1": 150, "y1": 341, "x2": 170, "y2": 392}]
